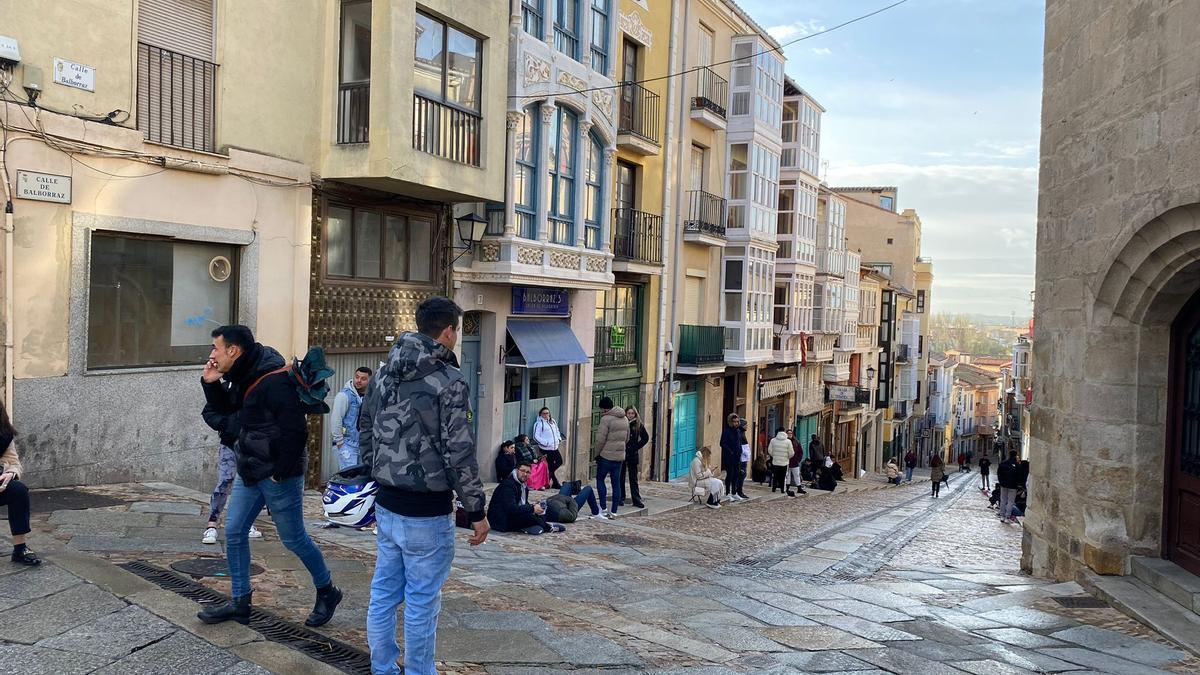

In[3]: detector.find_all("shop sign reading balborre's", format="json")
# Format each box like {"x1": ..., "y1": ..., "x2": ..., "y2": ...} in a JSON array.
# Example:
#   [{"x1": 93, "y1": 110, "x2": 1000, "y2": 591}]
[{"x1": 511, "y1": 286, "x2": 569, "y2": 316}]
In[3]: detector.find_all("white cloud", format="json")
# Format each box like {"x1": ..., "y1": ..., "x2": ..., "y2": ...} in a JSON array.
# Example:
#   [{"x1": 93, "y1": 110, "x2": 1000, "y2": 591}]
[
  {"x1": 811, "y1": 47, "x2": 832, "y2": 56},
  {"x1": 767, "y1": 19, "x2": 828, "y2": 43}
]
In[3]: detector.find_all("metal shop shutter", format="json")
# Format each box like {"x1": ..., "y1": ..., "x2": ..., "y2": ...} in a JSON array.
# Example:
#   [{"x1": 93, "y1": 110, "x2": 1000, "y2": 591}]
[
  {"x1": 138, "y1": 0, "x2": 215, "y2": 60},
  {"x1": 684, "y1": 275, "x2": 702, "y2": 325}
]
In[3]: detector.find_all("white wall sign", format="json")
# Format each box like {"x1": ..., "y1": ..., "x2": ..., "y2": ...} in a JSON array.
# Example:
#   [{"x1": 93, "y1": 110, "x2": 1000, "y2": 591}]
[
  {"x1": 15, "y1": 171, "x2": 71, "y2": 204},
  {"x1": 53, "y1": 58, "x2": 95, "y2": 92},
  {"x1": 828, "y1": 384, "x2": 857, "y2": 403}
]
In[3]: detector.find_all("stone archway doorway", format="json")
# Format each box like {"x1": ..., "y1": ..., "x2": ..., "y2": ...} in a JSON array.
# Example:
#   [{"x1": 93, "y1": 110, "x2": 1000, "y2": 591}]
[{"x1": 1166, "y1": 287, "x2": 1200, "y2": 576}]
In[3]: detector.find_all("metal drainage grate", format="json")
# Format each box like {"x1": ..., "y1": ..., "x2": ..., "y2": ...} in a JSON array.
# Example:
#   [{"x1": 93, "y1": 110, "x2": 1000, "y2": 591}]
[
  {"x1": 1052, "y1": 595, "x2": 1109, "y2": 609},
  {"x1": 119, "y1": 560, "x2": 371, "y2": 674},
  {"x1": 735, "y1": 556, "x2": 760, "y2": 566},
  {"x1": 170, "y1": 557, "x2": 264, "y2": 579}
]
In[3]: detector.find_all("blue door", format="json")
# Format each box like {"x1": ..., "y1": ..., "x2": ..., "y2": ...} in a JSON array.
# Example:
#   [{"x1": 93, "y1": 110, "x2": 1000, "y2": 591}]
[{"x1": 671, "y1": 392, "x2": 698, "y2": 479}]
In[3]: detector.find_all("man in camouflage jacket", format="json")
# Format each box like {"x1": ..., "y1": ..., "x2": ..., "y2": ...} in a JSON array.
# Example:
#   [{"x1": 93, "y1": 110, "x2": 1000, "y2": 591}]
[{"x1": 359, "y1": 296, "x2": 488, "y2": 675}]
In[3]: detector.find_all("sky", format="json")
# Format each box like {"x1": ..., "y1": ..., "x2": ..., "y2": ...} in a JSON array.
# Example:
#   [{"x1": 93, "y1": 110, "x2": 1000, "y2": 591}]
[{"x1": 738, "y1": 0, "x2": 1044, "y2": 319}]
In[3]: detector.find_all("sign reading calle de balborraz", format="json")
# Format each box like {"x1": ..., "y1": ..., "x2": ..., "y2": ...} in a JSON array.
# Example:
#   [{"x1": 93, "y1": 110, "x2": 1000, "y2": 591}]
[
  {"x1": 16, "y1": 171, "x2": 72, "y2": 204},
  {"x1": 827, "y1": 384, "x2": 857, "y2": 403}
]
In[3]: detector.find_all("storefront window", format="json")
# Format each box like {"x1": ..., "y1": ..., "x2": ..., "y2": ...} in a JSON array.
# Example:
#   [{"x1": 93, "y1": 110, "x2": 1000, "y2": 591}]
[{"x1": 87, "y1": 234, "x2": 237, "y2": 369}]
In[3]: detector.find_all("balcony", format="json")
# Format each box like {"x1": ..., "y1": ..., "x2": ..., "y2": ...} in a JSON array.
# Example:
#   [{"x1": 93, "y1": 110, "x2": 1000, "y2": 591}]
[
  {"x1": 895, "y1": 343, "x2": 911, "y2": 363},
  {"x1": 611, "y1": 208, "x2": 663, "y2": 273},
  {"x1": 856, "y1": 325, "x2": 875, "y2": 350},
  {"x1": 336, "y1": 82, "x2": 370, "y2": 144},
  {"x1": 683, "y1": 190, "x2": 727, "y2": 246},
  {"x1": 817, "y1": 247, "x2": 846, "y2": 277},
  {"x1": 823, "y1": 351, "x2": 850, "y2": 383},
  {"x1": 412, "y1": 94, "x2": 481, "y2": 167},
  {"x1": 136, "y1": 42, "x2": 217, "y2": 152},
  {"x1": 677, "y1": 325, "x2": 725, "y2": 374},
  {"x1": 807, "y1": 333, "x2": 837, "y2": 363},
  {"x1": 893, "y1": 400, "x2": 910, "y2": 419},
  {"x1": 617, "y1": 83, "x2": 661, "y2": 155},
  {"x1": 595, "y1": 324, "x2": 638, "y2": 369},
  {"x1": 690, "y1": 67, "x2": 727, "y2": 130}
]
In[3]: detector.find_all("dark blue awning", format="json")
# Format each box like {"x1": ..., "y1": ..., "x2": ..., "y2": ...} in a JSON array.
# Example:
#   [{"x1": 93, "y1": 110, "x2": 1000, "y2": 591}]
[{"x1": 506, "y1": 320, "x2": 589, "y2": 368}]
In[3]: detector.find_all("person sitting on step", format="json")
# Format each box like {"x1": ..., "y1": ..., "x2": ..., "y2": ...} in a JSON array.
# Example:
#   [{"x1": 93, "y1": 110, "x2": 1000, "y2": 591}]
[{"x1": 486, "y1": 461, "x2": 563, "y2": 534}]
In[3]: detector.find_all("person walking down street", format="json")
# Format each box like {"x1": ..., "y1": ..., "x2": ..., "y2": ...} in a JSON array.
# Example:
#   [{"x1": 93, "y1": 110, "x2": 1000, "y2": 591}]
[
  {"x1": 594, "y1": 397, "x2": 630, "y2": 518},
  {"x1": 997, "y1": 450, "x2": 1021, "y2": 524},
  {"x1": 690, "y1": 447, "x2": 725, "y2": 509},
  {"x1": 904, "y1": 449, "x2": 918, "y2": 483},
  {"x1": 532, "y1": 407, "x2": 564, "y2": 489},
  {"x1": 720, "y1": 414, "x2": 743, "y2": 501},
  {"x1": 200, "y1": 384, "x2": 262, "y2": 545},
  {"x1": 930, "y1": 455, "x2": 946, "y2": 498},
  {"x1": 786, "y1": 430, "x2": 807, "y2": 497},
  {"x1": 620, "y1": 406, "x2": 648, "y2": 509},
  {"x1": 808, "y1": 434, "x2": 825, "y2": 465},
  {"x1": 957, "y1": 452, "x2": 967, "y2": 472},
  {"x1": 359, "y1": 297, "x2": 490, "y2": 675},
  {"x1": 767, "y1": 429, "x2": 792, "y2": 494},
  {"x1": 330, "y1": 366, "x2": 372, "y2": 471},
  {"x1": 979, "y1": 455, "x2": 992, "y2": 491},
  {"x1": 0, "y1": 401, "x2": 40, "y2": 566},
  {"x1": 197, "y1": 325, "x2": 340, "y2": 628}
]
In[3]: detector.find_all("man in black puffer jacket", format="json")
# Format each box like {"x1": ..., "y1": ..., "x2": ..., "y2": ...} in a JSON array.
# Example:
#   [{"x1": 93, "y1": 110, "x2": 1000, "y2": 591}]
[{"x1": 197, "y1": 325, "x2": 341, "y2": 628}]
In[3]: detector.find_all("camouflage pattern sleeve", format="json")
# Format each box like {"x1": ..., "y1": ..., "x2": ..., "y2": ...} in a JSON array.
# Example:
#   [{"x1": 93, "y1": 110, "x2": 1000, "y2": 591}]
[
  {"x1": 439, "y1": 377, "x2": 485, "y2": 517},
  {"x1": 357, "y1": 378, "x2": 380, "y2": 472}
]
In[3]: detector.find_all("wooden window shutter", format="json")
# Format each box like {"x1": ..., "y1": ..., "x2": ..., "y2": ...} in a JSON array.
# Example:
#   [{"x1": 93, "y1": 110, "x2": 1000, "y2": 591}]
[{"x1": 684, "y1": 276, "x2": 702, "y2": 325}]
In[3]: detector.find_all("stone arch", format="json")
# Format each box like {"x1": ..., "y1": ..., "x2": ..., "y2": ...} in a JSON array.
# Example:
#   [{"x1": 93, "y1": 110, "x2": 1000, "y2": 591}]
[{"x1": 1093, "y1": 203, "x2": 1200, "y2": 326}]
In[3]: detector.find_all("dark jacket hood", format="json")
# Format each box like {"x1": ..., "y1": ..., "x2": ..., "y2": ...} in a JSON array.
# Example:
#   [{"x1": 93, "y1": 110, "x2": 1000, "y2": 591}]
[{"x1": 380, "y1": 332, "x2": 459, "y2": 386}]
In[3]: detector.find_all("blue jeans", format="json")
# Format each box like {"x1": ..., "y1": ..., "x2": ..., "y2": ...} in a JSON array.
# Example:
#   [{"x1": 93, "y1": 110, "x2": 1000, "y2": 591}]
[
  {"x1": 905, "y1": 466, "x2": 914, "y2": 482},
  {"x1": 225, "y1": 475, "x2": 331, "y2": 598},
  {"x1": 367, "y1": 506, "x2": 455, "y2": 675},
  {"x1": 596, "y1": 458, "x2": 624, "y2": 513},
  {"x1": 336, "y1": 441, "x2": 360, "y2": 470},
  {"x1": 560, "y1": 483, "x2": 600, "y2": 516},
  {"x1": 206, "y1": 444, "x2": 237, "y2": 523}
]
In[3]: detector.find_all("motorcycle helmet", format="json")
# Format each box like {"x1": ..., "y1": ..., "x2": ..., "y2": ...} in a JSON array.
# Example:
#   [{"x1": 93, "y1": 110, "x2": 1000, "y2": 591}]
[{"x1": 322, "y1": 464, "x2": 378, "y2": 528}]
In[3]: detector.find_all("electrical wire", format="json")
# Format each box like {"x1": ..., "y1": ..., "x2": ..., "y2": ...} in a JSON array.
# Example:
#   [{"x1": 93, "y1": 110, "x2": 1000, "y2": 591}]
[{"x1": 509, "y1": 0, "x2": 909, "y2": 100}]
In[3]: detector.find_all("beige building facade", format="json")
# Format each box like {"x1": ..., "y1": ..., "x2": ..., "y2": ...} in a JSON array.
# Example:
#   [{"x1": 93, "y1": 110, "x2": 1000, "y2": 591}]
[{"x1": 1029, "y1": 0, "x2": 1200, "y2": 581}]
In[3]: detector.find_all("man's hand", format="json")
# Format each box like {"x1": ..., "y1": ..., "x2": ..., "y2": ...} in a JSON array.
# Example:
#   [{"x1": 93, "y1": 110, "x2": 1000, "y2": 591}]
[
  {"x1": 533, "y1": 503, "x2": 546, "y2": 516},
  {"x1": 202, "y1": 358, "x2": 222, "y2": 384},
  {"x1": 0, "y1": 472, "x2": 13, "y2": 492},
  {"x1": 468, "y1": 518, "x2": 490, "y2": 546}
]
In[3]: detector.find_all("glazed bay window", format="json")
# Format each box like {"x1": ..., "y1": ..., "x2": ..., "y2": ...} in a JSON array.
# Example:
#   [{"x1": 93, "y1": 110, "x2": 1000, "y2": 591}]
[
  {"x1": 584, "y1": 132, "x2": 605, "y2": 249},
  {"x1": 555, "y1": 0, "x2": 580, "y2": 60},
  {"x1": 514, "y1": 104, "x2": 540, "y2": 239},
  {"x1": 548, "y1": 105, "x2": 578, "y2": 245},
  {"x1": 87, "y1": 234, "x2": 236, "y2": 369},
  {"x1": 413, "y1": 11, "x2": 482, "y2": 166},
  {"x1": 590, "y1": 0, "x2": 610, "y2": 73},
  {"x1": 325, "y1": 206, "x2": 433, "y2": 283}
]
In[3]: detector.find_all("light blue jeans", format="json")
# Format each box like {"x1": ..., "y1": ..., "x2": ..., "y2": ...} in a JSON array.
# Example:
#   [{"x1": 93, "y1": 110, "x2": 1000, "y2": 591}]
[
  {"x1": 336, "y1": 441, "x2": 360, "y2": 470},
  {"x1": 905, "y1": 466, "x2": 914, "y2": 482},
  {"x1": 367, "y1": 505, "x2": 456, "y2": 675},
  {"x1": 224, "y1": 475, "x2": 331, "y2": 598}
]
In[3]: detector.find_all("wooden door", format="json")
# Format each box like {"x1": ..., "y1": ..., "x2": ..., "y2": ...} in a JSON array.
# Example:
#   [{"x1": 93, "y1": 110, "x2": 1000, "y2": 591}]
[{"x1": 1167, "y1": 290, "x2": 1200, "y2": 575}]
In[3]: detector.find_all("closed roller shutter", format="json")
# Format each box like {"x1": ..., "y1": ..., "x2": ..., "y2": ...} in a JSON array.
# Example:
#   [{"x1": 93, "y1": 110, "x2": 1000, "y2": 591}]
[
  {"x1": 138, "y1": 0, "x2": 215, "y2": 60},
  {"x1": 684, "y1": 275, "x2": 702, "y2": 325}
]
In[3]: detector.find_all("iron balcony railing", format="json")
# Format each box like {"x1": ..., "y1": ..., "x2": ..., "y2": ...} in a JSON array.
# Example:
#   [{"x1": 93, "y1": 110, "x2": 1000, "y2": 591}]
[
  {"x1": 612, "y1": 208, "x2": 663, "y2": 264},
  {"x1": 684, "y1": 190, "x2": 726, "y2": 238},
  {"x1": 136, "y1": 42, "x2": 217, "y2": 152},
  {"x1": 618, "y1": 82, "x2": 661, "y2": 144},
  {"x1": 412, "y1": 93, "x2": 481, "y2": 166},
  {"x1": 337, "y1": 82, "x2": 370, "y2": 144},
  {"x1": 678, "y1": 325, "x2": 725, "y2": 366},
  {"x1": 893, "y1": 400, "x2": 909, "y2": 418},
  {"x1": 594, "y1": 324, "x2": 638, "y2": 369},
  {"x1": 691, "y1": 66, "x2": 727, "y2": 118}
]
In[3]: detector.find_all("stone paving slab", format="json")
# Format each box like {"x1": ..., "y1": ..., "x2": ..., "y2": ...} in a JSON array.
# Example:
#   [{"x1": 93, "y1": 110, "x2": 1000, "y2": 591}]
[
  {"x1": 925, "y1": 608, "x2": 1007, "y2": 630},
  {"x1": 761, "y1": 625, "x2": 883, "y2": 651},
  {"x1": 816, "y1": 615, "x2": 922, "y2": 641},
  {"x1": 0, "y1": 582, "x2": 126, "y2": 644},
  {"x1": 458, "y1": 610, "x2": 554, "y2": 632},
  {"x1": 800, "y1": 546, "x2": 852, "y2": 561},
  {"x1": 692, "y1": 624, "x2": 791, "y2": 652},
  {"x1": 746, "y1": 591, "x2": 837, "y2": 616},
  {"x1": 816, "y1": 598, "x2": 913, "y2": 623},
  {"x1": 887, "y1": 619, "x2": 990, "y2": 646},
  {"x1": 48, "y1": 509, "x2": 160, "y2": 528},
  {"x1": 890, "y1": 637, "x2": 990, "y2": 661},
  {"x1": 128, "y1": 500, "x2": 204, "y2": 515},
  {"x1": 827, "y1": 583, "x2": 923, "y2": 609},
  {"x1": 435, "y1": 628, "x2": 562, "y2": 664},
  {"x1": 977, "y1": 627, "x2": 1070, "y2": 649},
  {"x1": 0, "y1": 563, "x2": 81, "y2": 600},
  {"x1": 770, "y1": 649, "x2": 880, "y2": 672},
  {"x1": 0, "y1": 643, "x2": 113, "y2": 675},
  {"x1": 977, "y1": 606, "x2": 1078, "y2": 630},
  {"x1": 36, "y1": 605, "x2": 176, "y2": 658},
  {"x1": 844, "y1": 646, "x2": 983, "y2": 674},
  {"x1": 948, "y1": 659, "x2": 1042, "y2": 675},
  {"x1": 770, "y1": 555, "x2": 837, "y2": 574},
  {"x1": 91, "y1": 630, "x2": 239, "y2": 675},
  {"x1": 960, "y1": 588, "x2": 1055, "y2": 612},
  {"x1": 1036, "y1": 647, "x2": 1176, "y2": 675},
  {"x1": 66, "y1": 535, "x2": 214, "y2": 554},
  {"x1": 870, "y1": 580, "x2": 947, "y2": 596},
  {"x1": 966, "y1": 642, "x2": 1088, "y2": 672},
  {"x1": 218, "y1": 662, "x2": 274, "y2": 675},
  {"x1": 1048, "y1": 625, "x2": 1186, "y2": 665},
  {"x1": 679, "y1": 610, "x2": 768, "y2": 628},
  {"x1": 530, "y1": 631, "x2": 645, "y2": 666}
]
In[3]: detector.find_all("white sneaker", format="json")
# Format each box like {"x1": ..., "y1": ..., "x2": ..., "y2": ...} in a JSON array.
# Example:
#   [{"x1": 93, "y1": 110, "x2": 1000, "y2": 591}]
[
  {"x1": 202, "y1": 527, "x2": 218, "y2": 545},
  {"x1": 706, "y1": 502, "x2": 721, "y2": 509},
  {"x1": 248, "y1": 525, "x2": 263, "y2": 539},
  {"x1": 600, "y1": 510, "x2": 615, "y2": 520},
  {"x1": 372, "y1": 526, "x2": 378, "y2": 536}
]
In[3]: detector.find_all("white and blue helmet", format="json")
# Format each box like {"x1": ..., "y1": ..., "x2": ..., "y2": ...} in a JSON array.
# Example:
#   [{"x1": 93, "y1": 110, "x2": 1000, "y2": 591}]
[{"x1": 322, "y1": 474, "x2": 378, "y2": 528}]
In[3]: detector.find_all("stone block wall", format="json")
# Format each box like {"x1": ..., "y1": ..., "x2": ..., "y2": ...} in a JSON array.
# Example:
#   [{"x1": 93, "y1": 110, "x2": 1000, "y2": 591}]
[{"x1": 1029, "y1": 0, "x2": 1200, "y2": 579}]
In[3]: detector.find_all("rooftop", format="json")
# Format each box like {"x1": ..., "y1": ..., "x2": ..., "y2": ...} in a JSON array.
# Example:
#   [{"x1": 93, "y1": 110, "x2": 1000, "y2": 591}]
[{"x1": 955, "y1": 363, "x2": 1000, "y2": 387}]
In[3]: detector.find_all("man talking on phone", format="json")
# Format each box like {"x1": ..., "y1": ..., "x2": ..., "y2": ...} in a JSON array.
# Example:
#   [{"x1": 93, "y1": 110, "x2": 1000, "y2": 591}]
[{"x1": 359, "y1": 297, "x2": 489, "y2": 675}]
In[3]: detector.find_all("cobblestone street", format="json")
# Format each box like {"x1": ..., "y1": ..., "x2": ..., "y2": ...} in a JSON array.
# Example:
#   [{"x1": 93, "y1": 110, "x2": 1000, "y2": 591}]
[{"x1": 3, "y1": 472, "x2": 1199, "y2": 674}]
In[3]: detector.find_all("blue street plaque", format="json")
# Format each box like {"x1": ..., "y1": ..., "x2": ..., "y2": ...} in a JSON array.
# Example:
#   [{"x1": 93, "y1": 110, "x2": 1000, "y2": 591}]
[{"x1": 512, "y1": 286, "x2": 570, "y2": 315}]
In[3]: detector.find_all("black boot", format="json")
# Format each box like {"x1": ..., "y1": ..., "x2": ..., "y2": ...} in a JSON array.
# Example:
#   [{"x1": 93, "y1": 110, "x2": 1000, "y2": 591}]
[
  {"x1": 11, "y1": 545, "x2": 40, "y2": 566},
  {"x1": 305, "y1": 583, "x2": 343, "y2": 627},
  {"x1": 198, "y1": 593, "x2": 252, "y2": 625}
]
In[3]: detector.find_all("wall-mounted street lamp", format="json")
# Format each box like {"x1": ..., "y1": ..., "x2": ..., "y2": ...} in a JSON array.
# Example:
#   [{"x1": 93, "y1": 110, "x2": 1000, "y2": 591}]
[{"x1": 452, "y1": 212, "x2": 489, "y2": 263}]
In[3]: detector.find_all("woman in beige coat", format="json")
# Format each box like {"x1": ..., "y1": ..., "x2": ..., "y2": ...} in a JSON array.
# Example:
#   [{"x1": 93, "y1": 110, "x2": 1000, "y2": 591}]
[
  {"x1": 593, "y1": 397, "x2": 630, "y2": 517},
  {"x1": 0, "y1": 401, "x2": 39, "y2": 565},
  {"x1": 767, "y1": 429, "x2": 793, "y2": 494}
]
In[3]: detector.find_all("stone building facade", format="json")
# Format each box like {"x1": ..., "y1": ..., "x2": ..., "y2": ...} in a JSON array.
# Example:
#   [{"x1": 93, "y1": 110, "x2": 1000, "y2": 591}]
[{"x1": 1028, "y1": 0, "x2": 1200, "y2": 579}]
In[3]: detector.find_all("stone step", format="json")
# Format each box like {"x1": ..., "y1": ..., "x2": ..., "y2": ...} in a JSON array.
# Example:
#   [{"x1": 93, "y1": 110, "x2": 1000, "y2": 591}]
[
  {"x1": 1131, "y1": 556, "x2": 1200, "y2": 615},
  {"x1": 1078, "y1": 569, "x2": 1200, "y2": 658}
]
